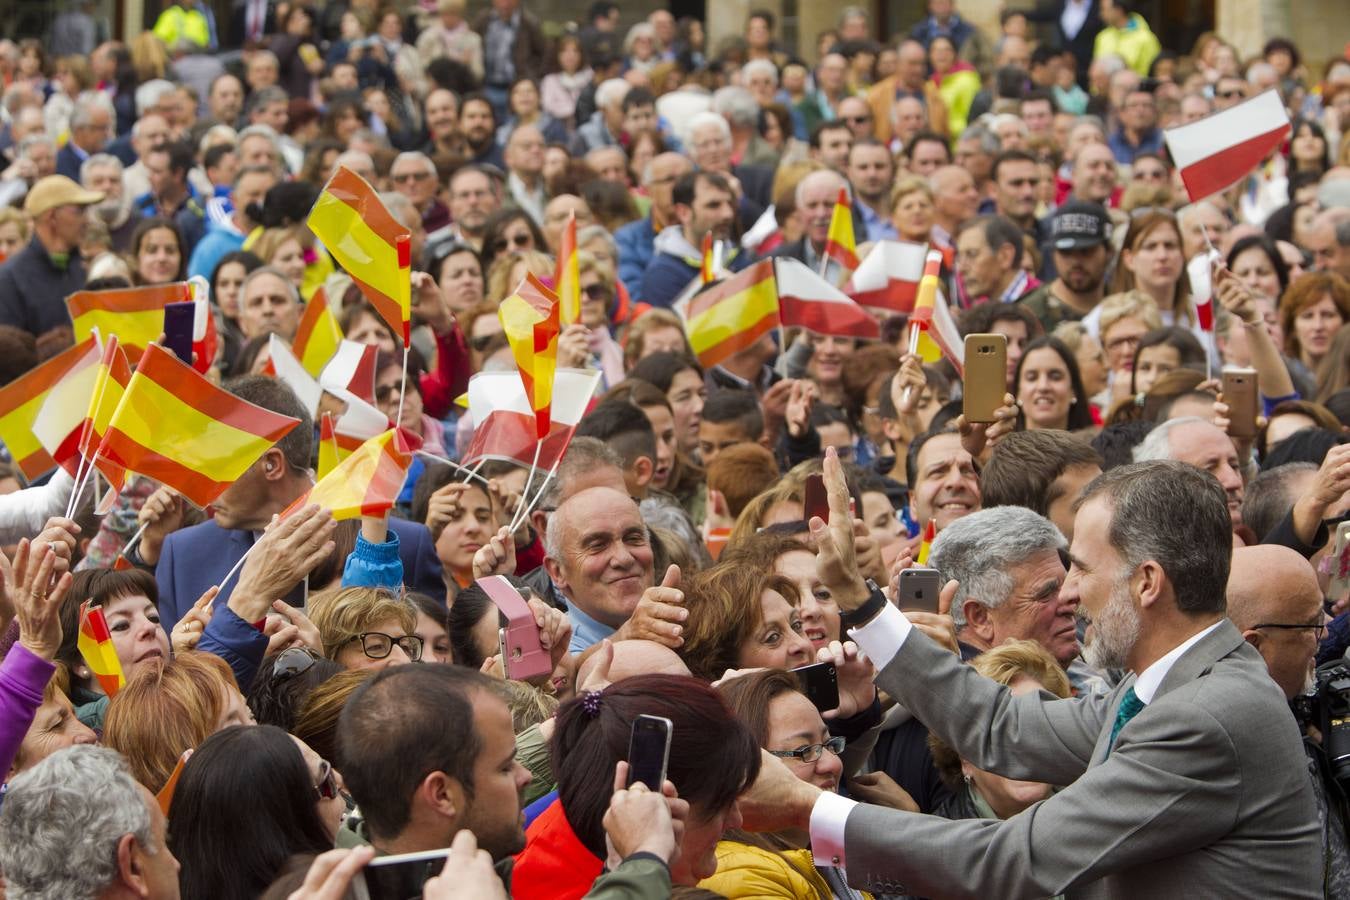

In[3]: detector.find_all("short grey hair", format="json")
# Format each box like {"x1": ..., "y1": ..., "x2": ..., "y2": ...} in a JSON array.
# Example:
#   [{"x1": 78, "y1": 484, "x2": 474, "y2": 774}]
[
  {"x1": 959, "y1": 124, "x2": 1000, "y2": 155},
  {"x1": 80, "y1": 152, "x2": 123, "y2": 184},
  {"x1": 18, "y1": 134, "x2": 54, "y2": 158},
  {"x1": 247, "y1": 85, "x2": 289, "y2": 115},
  {"x1": 595, "y1": 78, "x2": 631, "y2": 111},
  {"x1": 686, "y1": 110, "x2": 731, "y2": 146},
  {"x1": 712, "y1": 86, "x2": 760, "y2": 129},
  {"x1": 134, "y1": 78, "x2": 177, "y2": 116},
  {"x1": 741, "y1": 59, "x2": 778, "y2": 87},
  {"x1": 0, "y1": 745, "x2": 156, "y2": 900},
  {"x1": 794, "y1": 168, "x2": 847, "y2": 210},
  {"x1": 1132, "y1": 415, "x2": 1211, "y2": 463},
  {"x1": 243, "y1": 265, "x2": 301, "y2": 304},
  {"x1": 69, "y1": 91, "x2": 115, "y2": 131},
  {"x1": 238, "y1": 123, "x2": 283, "y2": 158},
  {"x1": 392, "y1": 150, "x2": 437, "y2": 175},
  {"x1": 1176, "y1": 200, "x2": 1223, "y2": 232},
  {"x1": 929, "y1": 506, "x2": 1066, "y2": 629},
  {"x1": 536, "y1": 437, "x2": 624, "y2": 534},
  {"x1": 199, "y1": 124, "x2": 238, "y2": 154}
]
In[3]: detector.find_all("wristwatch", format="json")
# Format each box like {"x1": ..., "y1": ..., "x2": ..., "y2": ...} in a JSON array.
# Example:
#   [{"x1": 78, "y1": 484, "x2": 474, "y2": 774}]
[{"x1": 839, "y1": 579, "x2": 888, "y2": 632}]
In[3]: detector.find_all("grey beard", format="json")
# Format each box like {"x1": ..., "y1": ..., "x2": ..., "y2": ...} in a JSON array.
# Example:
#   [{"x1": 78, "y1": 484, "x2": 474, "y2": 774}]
[
  {"x1": 92, "y1": 198, "x2": 129, "y2": 228},
  {"x1": 1082, "y1": 583, "x2": 1141, "y2": 671}
]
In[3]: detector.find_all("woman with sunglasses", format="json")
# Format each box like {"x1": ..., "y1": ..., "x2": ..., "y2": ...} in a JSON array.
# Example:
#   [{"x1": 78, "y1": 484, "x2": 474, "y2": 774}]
[
  {"x1": 479, "y1": 208, "x2": 547, "y2": 275},
  {"x1": 308, "y1": 586, "x2": 423, "y2": 671},
  {"x1": 169, "y1": 724, "x2": 345, "y2": 900}
]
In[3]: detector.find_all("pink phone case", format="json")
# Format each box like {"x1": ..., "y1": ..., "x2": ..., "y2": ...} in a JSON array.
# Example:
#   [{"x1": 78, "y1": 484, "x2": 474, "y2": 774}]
[{"x1": 478, "y1": 576, "x2": 553, "y2": 681}]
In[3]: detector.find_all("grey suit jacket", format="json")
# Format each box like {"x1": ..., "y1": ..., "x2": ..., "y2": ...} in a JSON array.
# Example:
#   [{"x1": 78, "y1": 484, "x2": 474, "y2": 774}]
[{"x1": 843, "y1": 620, "x2": 1320, "y2": 899}]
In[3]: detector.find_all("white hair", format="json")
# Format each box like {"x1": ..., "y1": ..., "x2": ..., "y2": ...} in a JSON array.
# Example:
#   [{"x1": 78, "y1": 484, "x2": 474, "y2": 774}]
[
  {"x1": 80, "y1": 152, "x2": 123, "y2": 182},
  {"x1": 1133, "y1": 416, "x2": 1212, "y2": 463},
  {"x1": 198, "y1": 124, "x2": 239, "y2": 155},
  {"x1": 69, "y1": 91, "x2": 115, "y2": 131},
  {"x1": 392, "y1": 150, "x2": 437, "y2": 175},
  {"x1": 134, "y1": 78, "x2": 177, "y2": 117},
  {"x1": 794, "y1": 168, "x2": 847, "y2": 210},
  {"x1": 741, "y1": 59, "x2": 779, "y2": 86},
  {"x1": 623, "y1": 22, "x2": 656, "y2": 55},
  {"x1": 595, "y1": 78, "x2": 632, "y2": 111},
  {"x1": 712, "y1": 86, "x2": 760, "y2": 129},
  {"x1": 1176, "y1": 200, "x2": 1223, "y2": 231},
  {"x1": 684, "y1": 110, "x2": 731, "y2": 149},
  {"x1": 1246, "y1": 60, "x2": 1277, "y2": 85}
]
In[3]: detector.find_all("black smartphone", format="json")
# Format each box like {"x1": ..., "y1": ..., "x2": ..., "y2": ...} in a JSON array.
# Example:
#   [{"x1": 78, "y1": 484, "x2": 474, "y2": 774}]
[
  {"x1": 162, "y1": 301, "x2": 195, "y2": 366},
  {"x1": 627, "y1": 714, "x2": 673, "y2": 790},
  {"x1": 361, "y1": 848, "x2": 451, "y2": 900},
  {"x1": 803, "y1": 473, "x2": 829, "y2": 523},
  {"x1": 791, "y1": 661, "x2": 839, "y2": 713},
  {"x1": 899, "y1": 568, "x2": 942, "y2": 614}
]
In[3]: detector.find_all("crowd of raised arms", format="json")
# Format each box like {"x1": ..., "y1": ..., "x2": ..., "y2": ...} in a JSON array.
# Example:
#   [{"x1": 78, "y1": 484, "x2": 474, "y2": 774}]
[{"x1": 0, "y1": 0, "x2": 1348, "y2": 897}]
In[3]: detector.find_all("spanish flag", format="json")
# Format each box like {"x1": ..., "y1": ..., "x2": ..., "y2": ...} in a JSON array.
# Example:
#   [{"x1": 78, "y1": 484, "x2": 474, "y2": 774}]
[
  {"x1": 556, "y1": 212, "x2": 580, "y2": 326},
  {"x1": 682, "y1": 259, "x2": 779, "y2": 369},
  {"x1": 292, "y1": 287, "x2": 343, "y2": 377},
  {"x1": 909, "y1": 250, "x2": 965, "y2": 377},
  {"x1": 916, "y1": 520, "x2": 936, "y2": 565},
  {"x1": 317, "y1": 412, "x2": 346, "y2": 480},
  {"x1": 293, "y1": 428, "x2": 411, "y2": 520},
  {"x1": 0, "y1": 335, "x2": 101, "y2": 479},
  {"x1": 96, "y1": 344, "x2": 302, "y2": 508},
  {"x1": 498, "y1": 273, "x2": 561, "y2": 439},
  {"x1": 31, "y1": 336, "x2": 103, "y2": 476},
  {"x1": 308, "y1": 166, "x2": 412, "y2": 345},
  {"x1": 78, "y1": 336, "x2": 134, "y2": 490},
  {"x1": 78, "y1": 600, "x2": 125, "y2": 697},
  {"x1": 700, "y1": 232, "x2": 715, "y2": 284},
  {"x1": 824, "y1": 187, "x2": 859, "y2": 272},
  {"x1": 66, "y1": 283, "x2": 192, "y2": 359}
]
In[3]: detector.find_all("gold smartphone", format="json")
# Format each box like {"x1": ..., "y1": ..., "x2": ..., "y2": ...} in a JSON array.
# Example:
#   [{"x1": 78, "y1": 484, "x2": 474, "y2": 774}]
[
  {"x1": 963, "y1": 333, "x2": 1008, "y2": 423},
  {"x1": 1222, "y1": 367, "x2": 1258, "y2": 439}
]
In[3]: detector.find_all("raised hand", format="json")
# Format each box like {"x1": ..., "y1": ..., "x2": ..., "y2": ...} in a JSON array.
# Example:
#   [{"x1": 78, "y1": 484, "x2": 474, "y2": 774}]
[
  {"x1": 815, "y1": 639, "x2": 877, "y2": 719},
  {"x1": 904, "y1": 579, "x2": 961, "y2": 655},
  {"x1": 170, "y1": 586, "x2": 217, "y2": 655},
  {"x1": 6, "y1": 540, "x2": 73, "y2": 660},
  {"x1": 785, "y1": 379, "x2": 817, "y2": 439},
  {"x1": 232, "y1": 506, "x2": 337, "y2": 622},
  {"x1": 956, "y1": 393, "x2": 1018, "y2": 460},
  {"x1": 31, "y1": 515, "x2": 80, "y2": 577},
  {"x1": 423, "y1": 831, "x2": 508, "y2": 900},
  {"x1": 425, "y1": 482, "x2": 473, "y2": 543},
  {"x1": 138, "y1": 485, "x2": 187, "y2": 566},
  {"x1": 472, "y1": 526, "x2": 517, "y2": 580},
  {"x1": 602, "y1": 761, "x2": 688, "y2": 867},
  {"x1": 812, "y1": 448, "x2": 869, "y2": 610},
  {"x1": 614, "y1": 565, "x2": 686, "y2": 647}
]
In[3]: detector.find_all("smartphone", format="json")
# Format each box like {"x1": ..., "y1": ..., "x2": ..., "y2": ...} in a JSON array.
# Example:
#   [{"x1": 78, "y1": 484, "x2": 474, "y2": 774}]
[
  {"x1": 1222, "y1": 367, "x2": 1258, "y2": 439},
  {"x1": 899, "y1": 567, "x2": 942, "y2": 614},
  {"x1": 362, "y1": 848, "x2": 452, "y2": 900},
  {"x1": 963, "y1": 333, "x2": 1008, "y2": 423},
  {"x1": 627, "y1": 714, "x2": 673, "y2": 790},
  {"x1": 803, "y1": 473, "x2": 829, "y2": 523},
  {"x1": 1330, "y1": 521, "x2": 1350, "y2": 601},
  {"x1": 162, "y1": 301, "x2": 195, "y2": 366},
  {"x1": 791, "y1": 661, "x2": 839, "y2": 713},
  {"x1": 479, "y1": 575, "x2": 551, "y2": 681}
]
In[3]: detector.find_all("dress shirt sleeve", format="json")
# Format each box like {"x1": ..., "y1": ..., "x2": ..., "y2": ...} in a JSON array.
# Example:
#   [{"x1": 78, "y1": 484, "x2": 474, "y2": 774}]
[
  {"x1": 846, "y1": 602, "x2": 914, "y2": 671},
  {"x1": 809, "y1": 790, "x2": 859, "y2": 867}
]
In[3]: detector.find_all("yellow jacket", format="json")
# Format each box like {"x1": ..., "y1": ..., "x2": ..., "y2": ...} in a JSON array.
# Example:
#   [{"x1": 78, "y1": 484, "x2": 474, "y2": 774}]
[
  {"x1": 699, "y1": 840, "x2": 872, "y2": 900},
  {"x1": 152, "y1": 5, "x2": 210, "y2": 49},
  {"x1": 865, "y1": 76, "x2": 950, "y2": 143},
  {"x1": 1093, "y1": 14, "x2": 1161, "y2": 76}
]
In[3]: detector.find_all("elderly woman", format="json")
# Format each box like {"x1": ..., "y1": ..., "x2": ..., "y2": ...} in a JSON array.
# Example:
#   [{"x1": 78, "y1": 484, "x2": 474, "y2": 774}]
[
  {"x1": 1093, "y1": 291, "x2": 1163, "y2": 407},
  {"x1": 889, "y1": 175, "x2": 936, "y2": 244},
  {"x1": 307, "y1": 587, "x2": 423, "y2": 670}
]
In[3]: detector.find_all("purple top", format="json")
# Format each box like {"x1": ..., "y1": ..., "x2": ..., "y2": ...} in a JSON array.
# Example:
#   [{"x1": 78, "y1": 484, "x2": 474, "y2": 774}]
[{"x1": 0, "y1": 642, "x2": 55, "y2": 778}]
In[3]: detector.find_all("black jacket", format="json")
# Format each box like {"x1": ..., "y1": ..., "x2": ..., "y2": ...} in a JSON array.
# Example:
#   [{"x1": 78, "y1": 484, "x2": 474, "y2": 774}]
[{"x1": 0, "y1": 237, "x2": 86, "y2": 337}]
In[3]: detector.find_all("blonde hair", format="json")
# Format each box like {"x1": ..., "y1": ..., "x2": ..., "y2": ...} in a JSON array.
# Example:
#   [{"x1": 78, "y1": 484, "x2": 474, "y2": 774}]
[
  {"x1": 726, "y1": 480, "x2": 805, "y2": 553},
  {"x1": 576, "y1": 249, "x2": 614, "y2": 285},
  {"x1": 308, "y1": 586, "x2": 417, "y2": 660},
  {"x1": 486, "y1": 250, "x2": 554, "y2": 305},
  {"x1": 623, "y1": 308, "x2": 689, "y2": 369},
  {"x1": 0, "y1": 207, "x2": 30, "y2": 242},
  {"x1": 1097, "y1": 290, "x2": 1163, "y2": 342},
  {"x1": 292, "y1": 668, "x2": 375, "y2": 762},
  {"x1": 251, "y1": 225, "x2": 311, "y2": 267},
  {"x1": 889, "y1": 174, "x2": 933, "y2": 208},
  {"x1": 503, "y1": 680, "x2": 559, "y2": 733}
]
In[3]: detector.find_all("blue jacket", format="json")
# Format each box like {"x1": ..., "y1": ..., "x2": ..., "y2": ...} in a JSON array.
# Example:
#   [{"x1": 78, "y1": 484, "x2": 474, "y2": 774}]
[
  {"x1": 187, "y1": 219, "x2": 244, "y2": 280},
  {"x1": 156, "y1": 516, "x2": 445, "y2": 630},
  {"x1": 638, "y1": 226, "x2": 751, "y2": 309},
  {"x1": 614, "y1": 215, "x2": 657, "y2": 299},
  {"x1": 342, "y1": 532, "x2": 404, "y2": 591}
]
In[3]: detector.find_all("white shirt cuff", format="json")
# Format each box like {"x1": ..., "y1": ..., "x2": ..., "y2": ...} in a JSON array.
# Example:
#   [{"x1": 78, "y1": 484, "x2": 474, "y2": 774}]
[
  {"x1": 845, "y1": 601, "x2": 912, "y2": 671},
  {"x1": 809, "y1": 790, "x2": 858, "y2": 867}
]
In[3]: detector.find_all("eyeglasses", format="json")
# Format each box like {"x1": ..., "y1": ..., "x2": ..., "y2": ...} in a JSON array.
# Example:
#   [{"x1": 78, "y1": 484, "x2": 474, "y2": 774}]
[
  {"x1": 314, "y1": 759, "x2": 340, "y2": 800},
  {"x1": 1216, "y1": 89, "x2": 1245, "y2": 100},
  {"x1": 347, "y1": 631, "x2": 424, "y2": 660},
  {"x1": 843, "y1": 115, "x2": 872, "y2": 125},
  {"x1": 375, "y1": 383, "x2": 414, "y2": 404},
  {"x1": 1252, "y1": 622, "x2": 1326, "y2": 641},
  {"x1": 392, "y1": 171, "x2": 433, "y2": 183},
  {"x1": 273, "y1": 646, "x2": 319, "y2": 680},
  {"x1": 492, "y1": 233, "x2": 532, "y2": 253},
  {"x1": 768, "y1": 736, "x2": 845, "y2": 763},
  {"x1": 583, "y1": 283, "x2": 613, "y2": 302}
]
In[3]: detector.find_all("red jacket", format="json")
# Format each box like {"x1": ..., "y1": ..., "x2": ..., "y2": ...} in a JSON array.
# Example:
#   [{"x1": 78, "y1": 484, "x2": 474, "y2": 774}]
[{"x1": 511, "y1": 798, "x2": 604, "y2": 900}]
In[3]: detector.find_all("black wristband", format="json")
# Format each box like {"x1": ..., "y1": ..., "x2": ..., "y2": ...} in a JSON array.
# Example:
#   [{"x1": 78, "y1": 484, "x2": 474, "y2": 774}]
[{"x1": 839, "y1": 579, "x2": 887, "y2": 632}]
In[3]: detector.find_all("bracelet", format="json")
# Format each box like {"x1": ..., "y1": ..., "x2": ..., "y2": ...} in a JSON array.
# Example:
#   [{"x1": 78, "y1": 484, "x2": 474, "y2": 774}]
[{"x1": 839, "y1": 579, "x2": 887, "y2": 632}]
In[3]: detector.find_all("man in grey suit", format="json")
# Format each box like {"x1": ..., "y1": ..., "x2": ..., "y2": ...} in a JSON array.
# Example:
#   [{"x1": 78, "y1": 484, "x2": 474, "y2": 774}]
[{"x1": 744, "y1": 455, "x2": 1321, "y2": 899}]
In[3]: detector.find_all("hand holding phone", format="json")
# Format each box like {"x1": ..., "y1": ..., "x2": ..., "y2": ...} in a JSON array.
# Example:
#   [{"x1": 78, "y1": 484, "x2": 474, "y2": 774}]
[
  {"x1": 898, "y1": 568, "x2": 942, "y2": 614},
  {"x1": 627, "y1": 714, "x2": 673, "y2": 790},
  {"x1": 963, "y1": 334, "x2": 1007, "y2": 423},
  {"x1": 790, "y1": 661, "x2": 839, "y2": 713},
  {"x1": 479, "y1": 575, "x2": 552, "y2": 682},
  {"x1": 1221, "y1": 368, "x2": 1258, "y2": 439}
]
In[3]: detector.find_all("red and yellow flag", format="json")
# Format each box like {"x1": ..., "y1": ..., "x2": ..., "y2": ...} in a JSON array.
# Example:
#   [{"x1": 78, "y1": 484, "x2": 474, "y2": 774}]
[
  {"x1": 0, "y1": 336, "x2": 101, "y2": 479},
  {"x1": 96, "y1": 344, "x2": 302, "y2": 508},
  {"x1": 308, "y1": 166, "x2": 412, "y2": 346},
  {"x1": 908, "y1": 250, "x2": 965, "y2": 376},
  {"x1": 78, "y1": 601, "x2": 125, "y2": 697},
  {"x1": 292, "y1": 286, "x2": 343, "y2": 377},
  {"x1": 556, "y1": 212, "x2": 580, "y2": 326},
  {"x1": 700, "y1": 232, "x2": 715, "y2": 284},
  {"x1": 682, "y1": 259, "x2": 780, "y2": 369},
  {"x1": 824, "y1": 187, "x2": 859, "y2": 272},
  {"x1": 317, "y1": 410, "x2": 363, "y2": 480},
  {"x1": 498, "y1": 273, "x2": 561, "y2": 439},
  {"x1": 293, "y1": 428, "x2": 411, "y2": 521},
  {"x1": 66, "y1": 283, "x2": 192, "y2": 359},
  {"x1": 31, "y1": 336, "x2": 103, "y2": 476},
  {"x1": 78, "y1": 336, "x2": 134, "y2": 490}
]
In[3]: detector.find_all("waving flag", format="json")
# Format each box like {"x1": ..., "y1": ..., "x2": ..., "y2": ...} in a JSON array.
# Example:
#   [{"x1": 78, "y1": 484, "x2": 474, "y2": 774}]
[
  {"x1": 774, "y1": 258, "x2": 880, "y2": 340},
  {"x1": 186, "y1": 276, "x2": 218, "y2": 375},
  {"x1": 318, "y1": 412, "x2": 342, "y2": 480},
  {"x1": 681, "y1": 259, "x2": 779, "y2": 369},
  {"x1": 463, "y1": 368, "x2": 602, "y2": 469},
  {"x1": 265, "y1": 335, "x2": 323, "y2": 418},
  {"x1": 844, "y1": 240, "x2": 928, "y2": 312},
  {"x1": 97, "y1": 344, "x2": 301, "y2": 507},
  {"x1": 701, "y1": 232, "x2": 716, "y2": 283},
  {"x1": 824, "y1": 187, "x2": 859, "y2": 272},
  {"x1": 909, "y1": 251, "x2": 965, "y2": 376},
  {"x1": 291, "y1": 428, "x2": 412, "y2": 521},
  {"x1": 0, "y1": 336, "x2": 101, "y2": 479},
  {"x1": 31, "y1": 336, "x2": 103, "y2": 476},
  {"x1": 499, "y1": 274, "x2": 561, "y2": 439},
  {"x1": 320, "y1": 387, "x2": 423, "y2": 478},
  {"x1": 78, "y1": 336, "x2": 134, "y2": 490},
  {"x1": 78, "y1": 601, "x2": 125, "y2": 697},
  {"x1": 66, "y1": 283, "x2": 191, "y2": 359},
  {"x1": 292, "y1": 287, "x2": 343, "y2": 377},
  {"x1": 1187, "y1": 251, "x2": 1221, "y2": 375},
  {"x1": 1164, "y1": 89, "x2": 1291, "y2": 202},
  {"x1": 319, "y1": 340, "x2": 378, "y2": 405},
  {"x1": 916, "y1": 520, "x2": 936, "y2": 565},
  {"x1": 557, "y1": 212, "x2": 581, "y2": 325},
  {"x1": 308, "y1": 166, "x2": 412, "y2": 345}
]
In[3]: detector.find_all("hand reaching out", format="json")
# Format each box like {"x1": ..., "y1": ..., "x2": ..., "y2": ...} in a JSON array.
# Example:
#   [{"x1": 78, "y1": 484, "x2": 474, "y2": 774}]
[
  {"x1": 138, "y1": 485, "x2": 187, "y2": 566},
  {"x1": 815, "y1": 639, "x2": 876, "y2": 719},
  {"x1": 412, "y1": 271, "x2": 454, "y2": 335},
  {"x1": 232, "y1": 505, "x2": 337, "y2": 623},
  {"x1": 602, "y1": 762, "x2": 688, "y2": 867},
  {"x1": 784, "y1": 380, "x2": 817, "y2": 439},
  {"x1": 5, "y1": 540, "x2": 73, "y2": 660},
  {"x1": 892, "y1": 354, "x2": 927, "y2": 416},
  {"x1": 472, "y1": 526, "x2": 518, "y2": 580},
  {"x1": 171, "y1": 586, "x2": 217, "y2": 655},
  {"x1": 956, "y1": 393, "x2": 1018, "y2": 460},
  {"x1": 614, "y1": 565, "x2": 686, "y2": 647},
  {"x1": 812, "y1": 448, "x2": 869, "y2": 610}
]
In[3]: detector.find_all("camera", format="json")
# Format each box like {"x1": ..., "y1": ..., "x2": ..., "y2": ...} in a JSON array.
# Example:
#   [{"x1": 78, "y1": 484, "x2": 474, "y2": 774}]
[{"x1": 1292, "y1": 656, "x2": 1350, "y2": 789}]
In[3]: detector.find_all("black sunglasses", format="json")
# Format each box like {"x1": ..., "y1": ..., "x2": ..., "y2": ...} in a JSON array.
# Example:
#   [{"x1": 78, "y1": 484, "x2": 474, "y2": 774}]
[
  {"x1": 273, "y1": 646, "x2": 319, "y2": 680},
  {"x1": 492, "y1": 233, "x2": 532, "y2": 253},
  {"x1": 583, "y1": 283, "x2": 613, "y2": 302}
]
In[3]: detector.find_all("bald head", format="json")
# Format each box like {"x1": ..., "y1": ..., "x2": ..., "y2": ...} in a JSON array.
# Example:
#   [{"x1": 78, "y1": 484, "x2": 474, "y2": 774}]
[
  {"x1": 1227, "y1": 544, "x2": 1324, "y2": 699},
  {"x1": 575, "y1": 639, "x2": 692, "y2": 687}
]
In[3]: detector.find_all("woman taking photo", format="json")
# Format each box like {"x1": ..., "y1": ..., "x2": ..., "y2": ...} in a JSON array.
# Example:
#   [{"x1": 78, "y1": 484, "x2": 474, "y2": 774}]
[{"x1": 1014, "y1": 336, "x2": 1095, "y2": 432}]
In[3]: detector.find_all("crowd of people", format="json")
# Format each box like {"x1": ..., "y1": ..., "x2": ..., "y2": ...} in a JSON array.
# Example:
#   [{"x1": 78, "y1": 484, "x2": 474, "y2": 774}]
[{"x1": 0, "y1": 0, "x2": 1349, "y2": 896}]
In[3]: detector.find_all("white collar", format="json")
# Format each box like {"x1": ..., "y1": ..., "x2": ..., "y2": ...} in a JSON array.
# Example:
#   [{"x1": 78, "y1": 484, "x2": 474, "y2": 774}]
[{"x1": 1132, "y1": 620, "x2": 1224, "y2": 704}]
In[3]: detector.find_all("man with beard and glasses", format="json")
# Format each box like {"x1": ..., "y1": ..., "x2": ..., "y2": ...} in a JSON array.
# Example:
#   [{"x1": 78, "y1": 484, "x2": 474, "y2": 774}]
[
  {"x1": 1019, "y1": 201, "x2": 1113, "y2": 332},
  {"x1": 81, "y1": 153, "x2": 141, "y2": 251},
  {"x1": 740, "y1": 454, "x2": 1320, "y2": 899}
]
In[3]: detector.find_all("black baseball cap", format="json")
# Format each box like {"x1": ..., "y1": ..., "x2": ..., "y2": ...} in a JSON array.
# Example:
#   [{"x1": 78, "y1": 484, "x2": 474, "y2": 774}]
[{"x1": 1050, "y1": 201, "x2": 1113, "y2": 250}]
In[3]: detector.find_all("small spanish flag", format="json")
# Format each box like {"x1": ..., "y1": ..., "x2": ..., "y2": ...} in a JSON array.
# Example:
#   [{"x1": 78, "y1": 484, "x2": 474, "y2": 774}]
[
  {"x1": 292, "y1": 428, "x2": 412, "y2": 521},
  {"x1": 78, "y1": 601, "x2": 125, "y2": 697},
  {"x1": 916, "y1": 520, "x2": 936, "y2": 566},
  {"x1": 66, "y1": 283, "x2": 192, "y2": 360},
  {"x1": 0, "y1": 335, "x2": 102, "y2": 479},
  {"x1": 30, "y1": 335, "x2": 103, "y2": 476},
  {"x1": 292, "y1": 287, "x2": 343, "y2": 377},
  {"x1": 308, "y1": 166, "x2": 412, "y2": 345},
  {"x1": 682, "y1": 259, "x2": 780, "y2": 369},
  {"x1": 499, "y1": 274, "x2": 561, "y2": 440},
  {"x1": 78, "y1": 336, "x2": 134, "y2": 491},
  {"x1": 700, "y1": 232, "x2": 715, "y2": 283},
  {"x1": 909, "y1": 250, "x2": 966, "y2": 377},
  {"x1": 824, "y1": 187, "x2": 859, "y2": 272},
  {"x1": 556, "y1": 211, "x2": 581, "y2": 326}
]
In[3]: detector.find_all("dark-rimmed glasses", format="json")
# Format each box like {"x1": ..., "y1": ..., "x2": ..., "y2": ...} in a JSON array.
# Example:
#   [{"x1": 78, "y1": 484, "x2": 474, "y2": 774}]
[
  {"x1": 346, "y1": 631, "x2": 424, "y2": 661},
  {"x1": 1252, "y1": 622, "x2": 1326, "y2": 641},
  {"x1": 768, "y1": 736, "x2": 845, "y2": 763}
]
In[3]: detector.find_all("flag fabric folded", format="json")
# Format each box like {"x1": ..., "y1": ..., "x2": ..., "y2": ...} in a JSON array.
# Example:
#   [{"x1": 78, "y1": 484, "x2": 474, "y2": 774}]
[
  {"x1": 824, "y1": 187, "x2": 859, "y2": 272},
  {"x1": 557, "y1": 212, "x2": 581, "y2": 326},
  {"x1": 292, "y1": 287, "x2": 343, "y2": 377},
  {"x1": 463, "y1": 368, "x2": 601, "y2": 470},
  {"x1": 844, "y1": 240, "x2": 928, "y2": 312},
  {"x1": 292, "y1": 428, "x2": 411, "y2": 521},
  {"x1": 916, "y1": 520, "x2": 936, "y2": 566},
  {"x1": 682, "y1": 259, "x2": 779, "y2": 369},
  {"x1": 78, "y1": 601, "x2": 125, "y2": 697},
  {"x1": 498, "y1": 273, "x2": 562, "y2": 439},
  {"x1": 320, "y1": 386, "x2": 423, "y2": 477},
  {"x1": 701, "y1": 232, "x2": 715, "y2": 284},
  {"x1": 910, "y1": 250, "x2": 965, "y2": 376},
  {"x1": 308, "y1": 166, "x2": 412, "y2": 345},
  {"x1": 1164, "y1": 88, "x2": 1291, "y2": 203},
  {"x1": 774, "y1": 258, "x2": 880, "y2": 340},
  {"x1": 67, "y1": 283, "x2": 192, "y2": 358},
  {"x1": 319, "y1": 340, "x2": 378, "y2": 405},
  {"x1": 97, "y1": 344, "x2": 302, "y2": 508},
  {"x1": 265, "y1": 334, "x2": 323, "y2": 418},
  {"x1": 0, "y1": 336, "x2": 102, "y2": 479},
  {"x1": 31, "y1": 336, "x2": 103, "y2": 476},
  {"x1": 78, "y1": 336, "x2": 133, "y2": 490},
  {"x1": 187, "y1": 277, "x2": 218, "y2": 375},
  {"x1": 1187, "y1": 251, "x2": 1222, "y2": 375},
  {"x1": 317, "y1": 412, "x2": 343, "y2": 480}
]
